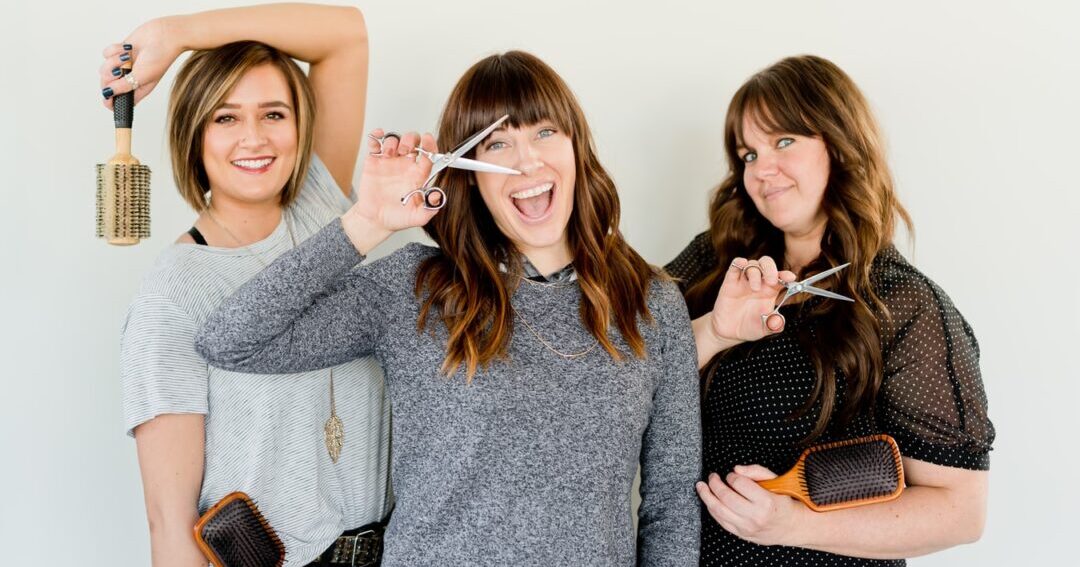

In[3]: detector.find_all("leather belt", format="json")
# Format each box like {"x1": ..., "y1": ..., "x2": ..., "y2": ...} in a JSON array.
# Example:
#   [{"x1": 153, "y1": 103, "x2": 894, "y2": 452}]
[{"x1": 307, "y1": 522, "x2": 385, "y2": 566}]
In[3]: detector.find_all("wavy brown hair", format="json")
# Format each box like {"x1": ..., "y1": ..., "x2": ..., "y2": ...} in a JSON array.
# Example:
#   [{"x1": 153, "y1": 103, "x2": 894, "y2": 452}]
[
  {"x1": 415, "y1": 51, "x2": 655, "y2": 378},
  {"x1": 685, "y1": 55, "x2": 914, "y2": 442},
  {"x1": 168, "y1": 41, "x2": 316, "y2": 211}
]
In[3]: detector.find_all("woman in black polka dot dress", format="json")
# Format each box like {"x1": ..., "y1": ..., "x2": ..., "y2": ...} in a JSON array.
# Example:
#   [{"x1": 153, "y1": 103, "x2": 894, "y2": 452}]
[{"x1": 666, "y1": 55, "x2": 995, "y2": 566}]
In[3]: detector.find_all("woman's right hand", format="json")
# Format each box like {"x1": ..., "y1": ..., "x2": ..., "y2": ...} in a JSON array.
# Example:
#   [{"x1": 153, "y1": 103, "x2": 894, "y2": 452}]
[
  {"x1": 100, "y1": 17, "x2": 183, "y2": 109},
  {"x1": 708, "y1": 256, "x2": 798, "y2": 343},
  {"x1": 341, "y1": 131, "x2": 439, "y2": 255}
]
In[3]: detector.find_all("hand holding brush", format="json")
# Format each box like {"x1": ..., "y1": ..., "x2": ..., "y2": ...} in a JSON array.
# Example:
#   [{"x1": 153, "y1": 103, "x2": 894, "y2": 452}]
[
  {"x1": 696, "y1": 435, "x2": 906, "y2": 546},
  {"x1": 96, "y1": 49, "x2": 150, "y2": 245}
]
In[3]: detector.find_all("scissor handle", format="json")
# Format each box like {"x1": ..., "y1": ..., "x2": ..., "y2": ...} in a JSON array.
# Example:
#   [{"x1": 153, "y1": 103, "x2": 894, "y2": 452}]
[
  {"x1": 761, "y1": 311, "x2": 786, "y2": 334},
  {"x1": 401, "y1": 187, "x2": 446, "y2": 210}
]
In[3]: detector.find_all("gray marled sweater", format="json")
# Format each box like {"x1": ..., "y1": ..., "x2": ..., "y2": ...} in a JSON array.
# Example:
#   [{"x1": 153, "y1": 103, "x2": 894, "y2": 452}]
[{"x1": 195, "y1": 219, "x2": 701, "y2": 566}]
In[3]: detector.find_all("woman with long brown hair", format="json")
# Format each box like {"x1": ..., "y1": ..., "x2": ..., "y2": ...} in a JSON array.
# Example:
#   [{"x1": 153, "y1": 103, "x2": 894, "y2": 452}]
[
  {"x1": 109, "y1": 4, "x2": 393, "y2": 565},
  {"x1": 667, "y1": 55, "x2": 994, "y2": 565},
  {"x1": 195, "y1": 51, "x2": 701, "y2": 565}
]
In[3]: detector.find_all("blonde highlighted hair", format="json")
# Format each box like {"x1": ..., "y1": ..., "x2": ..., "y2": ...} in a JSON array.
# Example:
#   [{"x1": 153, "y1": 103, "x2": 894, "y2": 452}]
[{"x1": 167, "y1": 41, "x2": 316, "y2": 211}]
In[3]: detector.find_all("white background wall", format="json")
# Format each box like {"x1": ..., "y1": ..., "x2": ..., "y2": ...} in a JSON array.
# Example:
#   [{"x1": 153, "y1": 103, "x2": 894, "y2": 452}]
[{"x1": 3, "y1": 0, "x2": 1077, "y2": 564}]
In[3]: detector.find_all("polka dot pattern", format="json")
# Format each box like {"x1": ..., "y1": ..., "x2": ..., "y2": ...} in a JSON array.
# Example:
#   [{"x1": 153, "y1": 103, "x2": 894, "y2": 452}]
[{"x1": 666, "y1": 232, "x2": 995, "y2": 566}]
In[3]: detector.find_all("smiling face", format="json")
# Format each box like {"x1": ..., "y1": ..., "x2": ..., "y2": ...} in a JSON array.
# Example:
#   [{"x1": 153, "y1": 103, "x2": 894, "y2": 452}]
[
  {"x1": 737, "y1": 114, "x2": 831, "y2": 236},
  {"x1": 473, "y1": 120, "x2": 576, "y2": 266},
  {"x1": 201, "y1": 63, "x2": 298, "y2": 207}
]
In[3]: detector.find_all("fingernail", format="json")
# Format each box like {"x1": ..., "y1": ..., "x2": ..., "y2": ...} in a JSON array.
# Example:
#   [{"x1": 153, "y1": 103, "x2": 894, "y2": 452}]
[
  {"x1": 119, "y1": 53, "x2": 131, "y2": 62},
  {"x1": 102, "y1": 87, "x2": 114, "y2": 99},
  {"x1": 111, "y1": 67, "x2": 121, "y2": 77},
  {"x1": 123, "y1": 43, "x2": 133, "y2": 51}
]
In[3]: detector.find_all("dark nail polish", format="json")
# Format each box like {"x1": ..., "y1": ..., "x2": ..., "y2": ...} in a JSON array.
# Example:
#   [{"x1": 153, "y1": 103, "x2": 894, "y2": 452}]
[
  {"x1": 123, "y1": 43, "x2": 133, "y2": 51},
  {"x1": 111, "y1": 67, "x2": 121, "y2": 77},
  {"x1": 102, "y1": 87, "x2": 113, "y2": 99},
  {"x1": 119, "y1": 53, "x2": 131, "y2": 62}
]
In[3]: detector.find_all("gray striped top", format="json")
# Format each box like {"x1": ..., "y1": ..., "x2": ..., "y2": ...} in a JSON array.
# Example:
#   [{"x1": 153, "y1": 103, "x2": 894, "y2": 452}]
[{"x1": 120, "y1": 155, "x2": 391, "y2": 566}]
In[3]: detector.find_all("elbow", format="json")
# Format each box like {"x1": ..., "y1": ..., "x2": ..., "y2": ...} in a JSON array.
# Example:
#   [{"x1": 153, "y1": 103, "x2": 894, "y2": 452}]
[
  {"x1": 192, "y1": 329, "x2": 219, "y2": 365},
  {"x1": 192, "y1": 323, "x2": 239, "y2": 369},
  {"x1": 958, "y1": 504, "x2": 987, "y2": 545},
  {"x1": 950, "y1": 481, "x2": 989, "y2": 545},
  {"x1": 339, "y1": 6, "x2": 368, "y2": 48}
]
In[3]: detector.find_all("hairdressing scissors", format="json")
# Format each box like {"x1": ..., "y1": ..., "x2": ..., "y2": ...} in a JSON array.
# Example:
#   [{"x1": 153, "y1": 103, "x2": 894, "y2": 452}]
[
  {"x1": 367, "y1": 114, "x2": 521, "y2": 210},
  {"x1": 763, "y1": 263, "x2": 854, "y2": 331}
]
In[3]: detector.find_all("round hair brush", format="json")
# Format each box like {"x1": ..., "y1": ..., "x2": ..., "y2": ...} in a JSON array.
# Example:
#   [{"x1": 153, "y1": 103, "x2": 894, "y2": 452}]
[
  {"x1": 757, "y1": 434, "x2": 905, "y2": 512},
  {"x1": 96, "y1": 61, "x2": 150, "y2": 245}
]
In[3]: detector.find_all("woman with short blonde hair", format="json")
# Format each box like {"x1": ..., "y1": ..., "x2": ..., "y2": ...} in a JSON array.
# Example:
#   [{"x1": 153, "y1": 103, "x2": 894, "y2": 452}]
[{"x1": 107, "y1": 4, "x2": 391, "y2": 565}]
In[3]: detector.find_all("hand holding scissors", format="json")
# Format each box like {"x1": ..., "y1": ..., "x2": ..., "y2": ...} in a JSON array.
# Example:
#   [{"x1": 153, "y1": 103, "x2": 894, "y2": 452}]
[
  {"x1": 368, "y1": 114, "x2": 521, "y2": 210},
  {"x1": 760, "y1": 262, "x2": 854, "y2": 332},
  {"x1": 709, "y1": 258, "x2": 852, "y2": 344}
]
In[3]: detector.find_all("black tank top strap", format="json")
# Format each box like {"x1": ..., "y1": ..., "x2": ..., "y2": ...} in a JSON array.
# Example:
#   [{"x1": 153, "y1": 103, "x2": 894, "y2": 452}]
[{"x1": 187, "y1": 226, "x2": 208, "y2": 246}]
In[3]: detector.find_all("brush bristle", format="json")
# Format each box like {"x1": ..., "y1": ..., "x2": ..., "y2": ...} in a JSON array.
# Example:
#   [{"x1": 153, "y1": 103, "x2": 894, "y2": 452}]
[
  {"x1": 200, "y1": 496, "x2": 284, "y2": 567},
  {"x1": 802, "y1": 436, "x2": 902, "y2": 507},
  {"x1": 96, "y1": 163, "x2": 151, "y2": 242}
]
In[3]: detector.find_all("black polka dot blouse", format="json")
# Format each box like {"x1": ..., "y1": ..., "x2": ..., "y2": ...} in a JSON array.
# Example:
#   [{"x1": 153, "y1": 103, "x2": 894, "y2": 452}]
[{"x1": 666, "y1": 232, "x2": 995, "y2": 567}]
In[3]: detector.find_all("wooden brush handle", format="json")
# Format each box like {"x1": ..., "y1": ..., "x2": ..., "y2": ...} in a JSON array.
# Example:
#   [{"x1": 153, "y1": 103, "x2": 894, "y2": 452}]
[{"x1": 756, "y1": 468, "x2": 805, "y2": 499}]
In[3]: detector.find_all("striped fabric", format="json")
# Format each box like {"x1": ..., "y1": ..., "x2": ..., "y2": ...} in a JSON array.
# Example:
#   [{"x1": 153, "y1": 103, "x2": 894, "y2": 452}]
[{"x1": 120, "y1": 155, "x2": 392, "y2": 566}]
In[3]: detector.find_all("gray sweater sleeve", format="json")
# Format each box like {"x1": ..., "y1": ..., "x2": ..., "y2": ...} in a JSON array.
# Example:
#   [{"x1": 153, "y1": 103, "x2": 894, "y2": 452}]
[
  {"x1": 637, "y1": 281, "x2": 702, "y2": 566},
  {"x1": 195, "y1": 219, "x2": 388, "y2": 374}
]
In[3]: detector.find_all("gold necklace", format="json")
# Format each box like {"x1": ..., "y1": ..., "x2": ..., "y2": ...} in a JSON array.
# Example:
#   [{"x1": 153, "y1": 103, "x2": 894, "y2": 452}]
[
  {"x1": 205, "y1": 206, "x2": 346, "y2": 463},
  {"x1": 511, "y1": 304, "x2": 597, "y2": 359}
]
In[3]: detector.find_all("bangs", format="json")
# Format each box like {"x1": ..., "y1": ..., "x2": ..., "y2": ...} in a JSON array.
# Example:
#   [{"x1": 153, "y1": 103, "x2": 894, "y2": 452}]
[
  {"x1": 443, "y1": 52, "x2": 578, "y2": 155},
  {"x1": 729, "y1": 74, "x2": 819, "y2": 148}
]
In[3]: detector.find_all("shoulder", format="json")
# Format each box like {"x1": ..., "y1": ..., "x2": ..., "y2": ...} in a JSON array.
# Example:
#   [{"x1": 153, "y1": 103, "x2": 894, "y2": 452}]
[
  {"x1": 665, "y1": 227, "x2": 717, "y2": 285},
  {"x1": 871, "y1": 246, "x2": 969, "y2": 335},
  {"x1": 290, "y1": 153, "x2": 355, "y2": 221},
  {"x1": 128, "y1": 246, "x2": 232, "y2": 322},
  {"x1": 646, "y1": 273, "x2": 693, "y2": 327}
]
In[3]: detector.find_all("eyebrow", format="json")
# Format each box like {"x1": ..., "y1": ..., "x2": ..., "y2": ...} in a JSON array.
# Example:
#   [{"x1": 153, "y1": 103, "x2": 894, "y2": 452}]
[{"x1": 217, "y1": 101, "x2": 292, "y2": 110}]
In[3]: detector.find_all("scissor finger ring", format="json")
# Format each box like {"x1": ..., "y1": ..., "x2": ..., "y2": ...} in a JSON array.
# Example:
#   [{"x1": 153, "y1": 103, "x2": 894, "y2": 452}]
[
  {"x1": 400, "y1": 187, "x2": 446, "y2": 211},
  {"x1": 743, "y1": 264, "x2": 764, "y2": 278},
  {"x1": 761, "y1": 311, "x2": 785, "y2": 334},
  {"x1": 368, "y1": 132, "x2": 402, "y2": 156}
]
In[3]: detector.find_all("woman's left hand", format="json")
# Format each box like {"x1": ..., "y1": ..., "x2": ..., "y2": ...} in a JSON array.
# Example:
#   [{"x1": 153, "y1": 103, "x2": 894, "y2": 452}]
[
  {"x1": 695, "y1": 465, "x2": 808, "y2": 547},
  {"x1": 99, "y1": 17, "x2": 184, "y2": 109}
]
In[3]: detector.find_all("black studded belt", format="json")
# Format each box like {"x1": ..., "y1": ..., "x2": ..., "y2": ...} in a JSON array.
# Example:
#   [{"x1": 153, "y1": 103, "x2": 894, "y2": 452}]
[{"x1": 305, "y1": 517, "x2": 387, "y2": 567}]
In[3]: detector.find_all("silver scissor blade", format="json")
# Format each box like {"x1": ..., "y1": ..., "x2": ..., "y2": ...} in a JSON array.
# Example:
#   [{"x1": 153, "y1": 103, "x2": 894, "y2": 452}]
[
  {"x1": 449, "y1": 114, "x2": 512, "y2": 161},
  {"x1": 446, "y1": 156, "x2": 521, "y2": 175},
  {"x1": 800, "y1": 262, "x2": 851, "y2": 287},
  {"x1": 800, "y1": 286, "x2": 855, "y2": 302}
]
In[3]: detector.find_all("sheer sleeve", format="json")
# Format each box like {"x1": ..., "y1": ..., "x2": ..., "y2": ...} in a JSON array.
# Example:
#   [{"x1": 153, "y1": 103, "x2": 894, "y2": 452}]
[
  {"x1": 664, "y1": 231, "x2": 717, "y2": 294},
  {"x1": 873, "y1": 249, "x2": 994, "y2": 470}
]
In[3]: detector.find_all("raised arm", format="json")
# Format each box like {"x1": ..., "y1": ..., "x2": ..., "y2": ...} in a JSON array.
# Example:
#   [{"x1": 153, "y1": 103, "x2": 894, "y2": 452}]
[
  {"x1": 637, "y1": 284, "x2": 702, "y2": 565},
  {"x1": 196, "y1": 131, "x2": 442, "y2": 372},
  {"x1": 99, "y1": 3, "x2": 369, "y2": 194}
]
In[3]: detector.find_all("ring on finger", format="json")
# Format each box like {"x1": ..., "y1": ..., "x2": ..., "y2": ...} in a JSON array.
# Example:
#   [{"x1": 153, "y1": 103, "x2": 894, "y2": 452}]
[
  {"x1": 743, "y1": 264, "x2": 764, "y2": 278},
  {"x1": 367, "y1": 132, "x2": 401, "y2": 156},
  {"x1": 124, "y1": 72, "x2": 139, "y2": 91}
]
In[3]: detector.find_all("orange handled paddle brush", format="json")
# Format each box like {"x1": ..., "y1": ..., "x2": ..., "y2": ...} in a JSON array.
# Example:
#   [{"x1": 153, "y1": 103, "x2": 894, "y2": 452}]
[
  {"x1": 95, "y1": 60, "x2": 150, "y2": 245},
  {"x1": 194, "y1": 492, "x2": 285, "y2": 567},
  {"x1": 757, "y1": 434, "x2": 905, "y2": 512}
]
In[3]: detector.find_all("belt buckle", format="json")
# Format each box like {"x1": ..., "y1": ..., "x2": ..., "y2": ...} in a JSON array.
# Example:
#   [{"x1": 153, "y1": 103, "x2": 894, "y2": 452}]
[{"x1": 350, "y1": 529, "x2": 378, "y2": 567}]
